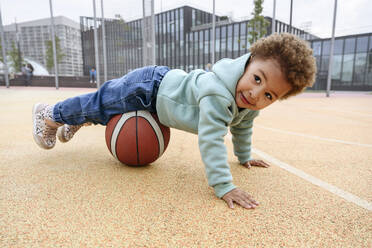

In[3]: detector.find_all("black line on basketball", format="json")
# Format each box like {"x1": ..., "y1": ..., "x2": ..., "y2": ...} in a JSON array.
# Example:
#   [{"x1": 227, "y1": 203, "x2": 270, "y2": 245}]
[
  {"x1": 135, "y1": 111, "x2": 140, "y2": 166},
  {"x1": 143, "y1": 117, "x2": 161, "y2": 157}
]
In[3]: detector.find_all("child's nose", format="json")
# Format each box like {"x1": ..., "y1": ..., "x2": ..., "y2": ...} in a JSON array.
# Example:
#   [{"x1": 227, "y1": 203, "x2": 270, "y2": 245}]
[{"x1": 250, "y1": 87, "x2": 263, "y2": 100}]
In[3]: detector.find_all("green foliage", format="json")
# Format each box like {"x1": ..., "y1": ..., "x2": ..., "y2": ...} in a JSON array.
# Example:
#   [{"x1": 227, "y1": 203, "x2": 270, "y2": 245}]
[
  {"x1": 9, "y1": 41, "x2": 23, "y2": 72},
  {"x1": 45, "y1": 36, "x2": 64, "y2": 72},
  {"x1": 247, "y1": 0, "x2": 270, "y2": 45}
]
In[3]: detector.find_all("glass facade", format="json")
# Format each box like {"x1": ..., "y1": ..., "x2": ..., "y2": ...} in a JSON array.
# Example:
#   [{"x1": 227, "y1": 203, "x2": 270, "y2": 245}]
[
  {"x1": 81, "y1": 6, "x2": 314, "y2": 78},
  {"x1": 80, "y1": 5, "x2": 372, "y2": 91},
  {"x1": 310, "y1": 33, "x2": 372, "y2": 91},
  {"x1": 184, "y1": 16, "x2": 314, "y2": 72}
]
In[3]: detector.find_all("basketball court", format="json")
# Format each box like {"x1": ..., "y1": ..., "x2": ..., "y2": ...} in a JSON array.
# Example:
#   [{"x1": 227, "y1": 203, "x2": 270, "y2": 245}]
[{"x1": 0, "y1": 86, "x2": 371, "y2": 247}]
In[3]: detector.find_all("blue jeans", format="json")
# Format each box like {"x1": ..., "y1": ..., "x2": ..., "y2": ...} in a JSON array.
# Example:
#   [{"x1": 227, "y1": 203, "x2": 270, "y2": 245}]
[{"x1": 53, "y1": 66, "x2": 170, "y2": 125}]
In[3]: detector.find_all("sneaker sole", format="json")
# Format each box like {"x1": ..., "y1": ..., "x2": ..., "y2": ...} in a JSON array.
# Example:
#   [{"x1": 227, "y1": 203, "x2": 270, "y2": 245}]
[
  {"x1": 32, "y1": 103, "x2": 53, "y2": 149},
  {"x1": 57, "y1": 126, "x2": 68, "y2": 143}
]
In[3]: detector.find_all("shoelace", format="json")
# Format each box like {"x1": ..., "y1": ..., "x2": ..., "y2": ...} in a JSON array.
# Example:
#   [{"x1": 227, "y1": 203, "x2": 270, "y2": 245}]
[{"x1": 44, "y1": 126, "x2": 57, "y2": 137}]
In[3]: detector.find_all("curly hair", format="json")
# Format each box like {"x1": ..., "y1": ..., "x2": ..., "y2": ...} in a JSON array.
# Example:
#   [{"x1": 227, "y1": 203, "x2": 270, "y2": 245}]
[{"x1": 250, "y1": 33, "x2": 317, "y2": 99}]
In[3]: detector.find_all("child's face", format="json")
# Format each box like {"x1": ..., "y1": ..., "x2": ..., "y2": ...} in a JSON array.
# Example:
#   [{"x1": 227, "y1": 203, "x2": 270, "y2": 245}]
[{"x1": 235, "y1": 57, "x2": 292, "y2": 110}]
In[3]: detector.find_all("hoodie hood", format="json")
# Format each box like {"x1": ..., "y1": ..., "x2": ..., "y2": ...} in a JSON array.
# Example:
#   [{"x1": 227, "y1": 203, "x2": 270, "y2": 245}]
[{"x1": 212, "y1": 53, "x2": 251, "y2": 97}]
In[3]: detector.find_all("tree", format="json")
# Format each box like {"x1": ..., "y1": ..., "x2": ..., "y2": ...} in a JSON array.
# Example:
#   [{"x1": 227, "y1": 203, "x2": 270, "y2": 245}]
[
  {"x1": 247, "y1": 0, "x2": 270, "y2": 45},
  {"x1": 45, "y1": 36, "x2": 64, "y2": 72},
  {"x1": 8, "y1": 41, "x2": 23, "y2": 72}
]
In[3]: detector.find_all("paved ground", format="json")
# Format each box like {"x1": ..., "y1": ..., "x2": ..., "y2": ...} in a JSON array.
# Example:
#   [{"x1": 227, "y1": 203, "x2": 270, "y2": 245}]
[{"x1": 0, "y1": 86, "x2": 371, "y2": 247}]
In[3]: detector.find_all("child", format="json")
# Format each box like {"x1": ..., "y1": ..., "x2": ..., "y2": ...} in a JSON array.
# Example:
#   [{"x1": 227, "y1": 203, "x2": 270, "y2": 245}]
[{"x1": 32, "y1": 33, "x2": 316, "y2": 209}]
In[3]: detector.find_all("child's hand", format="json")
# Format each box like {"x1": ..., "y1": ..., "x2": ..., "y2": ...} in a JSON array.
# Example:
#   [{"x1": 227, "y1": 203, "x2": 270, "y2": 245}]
[
  {"x1": 222, "y1": 188, "x2": 259, "y2": 209},
  {"x1": 242, "y1": 159, "x2": 270, "y2": 169}
]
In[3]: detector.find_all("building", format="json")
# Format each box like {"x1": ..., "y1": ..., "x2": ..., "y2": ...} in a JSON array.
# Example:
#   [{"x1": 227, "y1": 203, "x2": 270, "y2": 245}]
[
  {"x1": 81, "y1": 5, "x2": 315, "y2": 79},
  {"x1": 3, "y1": 16, "x2": 83, "y2": 76},
  {"x1": 310, "y1": 33, "x2": 372, "y2": 91},
  {"x1": 81, "y1": 5, "x2": 372, "y2": 91},
  {"x1": 81, "y1": 6, "x2": 224, "y2": 78},
  {"x1": 185, "y1": 17, "x2": 317, "y2": 72}
]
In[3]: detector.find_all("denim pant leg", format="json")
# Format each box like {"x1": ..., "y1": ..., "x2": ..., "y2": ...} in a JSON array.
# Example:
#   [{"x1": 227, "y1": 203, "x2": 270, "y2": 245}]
[{"x1": 53, "y1": 66, "x2": 170, "y2": 125}]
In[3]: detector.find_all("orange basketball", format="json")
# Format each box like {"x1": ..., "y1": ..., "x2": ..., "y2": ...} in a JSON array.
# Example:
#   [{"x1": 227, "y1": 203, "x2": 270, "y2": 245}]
[{"x1": 105, "y1": 111, "x2": 170, "y2": 166}]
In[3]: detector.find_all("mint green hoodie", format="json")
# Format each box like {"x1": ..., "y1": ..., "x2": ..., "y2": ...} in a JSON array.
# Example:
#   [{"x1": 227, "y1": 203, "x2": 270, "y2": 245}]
[{"x1": 156, "y1": 53, "x2": 259, "y2": 198}]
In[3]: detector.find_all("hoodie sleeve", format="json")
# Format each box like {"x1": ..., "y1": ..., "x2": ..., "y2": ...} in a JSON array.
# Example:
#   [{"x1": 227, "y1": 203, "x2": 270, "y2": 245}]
[
  {"x1": 198, "y1": 95, "x2": 237, "y2": 198},
  {"x1": 230, "y1": 111, "x2": 259, "y2": 164}
]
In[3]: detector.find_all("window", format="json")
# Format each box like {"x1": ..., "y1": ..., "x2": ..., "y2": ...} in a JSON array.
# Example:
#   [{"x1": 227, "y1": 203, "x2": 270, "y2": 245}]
[
  {"x1": 344, "y1": 38, "x2": 356, "y2": 54},
  {"x1": 204, "y1": 30, "x2": 209, "y2": 54},
  {"x1": 322, "y1": 40, "x2": 330, "y2": 55},
  {"x1": 221, "y1": 26, "x2": 226, "y2": 57},
  {"x1": 215, "y1": 26, "x2": 220, "y2": 42},
  {"x1": 321, "y1": 55, "x2": 329, "y2": 72},
  {"x1": 221, "y1": 26, "x2": 226, "y2": 37},
  {"x1": 334, "y1": 39, "x2": 344, "y2": 54},
  {"x1": 228, "y1": 25, "x2": 233, "y2": 37},
  {"x1": 227, "y1": 25, "x2": 232, "y2": 57},
  {"x1": 163, "y1": 14, "x2": 166, "y2": 34},
  {"x1": 199, "y1": 31, "x2": 204, "y2": 56},
  {"x1": 341, "y1": 54, "x2": 354, "y2": 83},
  {"x1": 356, "y1": 36, "x2": 368, "y2": 52},
  {"x1": 353, "y1": 53, "x2": 367, "y2": 84},
  {"x1": 192, "y1": 9, "x2": 195, "y2": 26},
  {"x1": 239, "y1": 26, "x2": 247, "y2": 55},
  {"x1": 240, "y1": 23, "x2": 246, "y2": 36},
  {"x1": 331, "y1": 55, "x2": 342, "y2": 80},
  {"x1": 233, "y1": 23, "x2": 239, "y2": 57},
  {"x1": 194, "y1": 32, "x2": 198, "y2": 67},
  {"x1": 312, "y1": 41, "x2": 321, "y2": 56},
  {"x1": 366, "y1": 52, "x2": 372, "y2": 85}
]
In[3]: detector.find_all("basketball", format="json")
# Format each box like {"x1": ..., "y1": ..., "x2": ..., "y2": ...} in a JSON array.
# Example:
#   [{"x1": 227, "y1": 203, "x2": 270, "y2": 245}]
[{"x1": 105, "y1": 110, "x2": 170, "y2": 166}]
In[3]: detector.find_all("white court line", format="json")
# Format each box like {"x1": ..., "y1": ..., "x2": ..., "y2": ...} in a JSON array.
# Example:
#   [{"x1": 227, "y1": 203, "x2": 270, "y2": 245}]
[
  {"x1": 313, "y1": 108, "x2": 372, "y2": 118},
  {"x1": 225, "y1": 133, "x2": 372, "y2": 211},
  {"x1": 256, "y1": 125, "x2": 372, "y2": 148},
  {"x1": 252, "y1": 148, "x2": 372, "y2": 211}
]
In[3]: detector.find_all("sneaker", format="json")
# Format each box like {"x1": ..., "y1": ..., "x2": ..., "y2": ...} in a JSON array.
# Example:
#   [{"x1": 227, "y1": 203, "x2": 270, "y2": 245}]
[
  {"x1": 32, "y1": 103, "x2": 62, "y2": 149},
  {"x1": 57, "y1": 124, "x2": 83, "y2": 143}
]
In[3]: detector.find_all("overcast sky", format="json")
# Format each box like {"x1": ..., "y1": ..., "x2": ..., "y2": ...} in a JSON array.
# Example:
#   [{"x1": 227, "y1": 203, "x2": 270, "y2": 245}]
[{"x1": 1, "y1": 0, "x2": 371, "y2": 38}]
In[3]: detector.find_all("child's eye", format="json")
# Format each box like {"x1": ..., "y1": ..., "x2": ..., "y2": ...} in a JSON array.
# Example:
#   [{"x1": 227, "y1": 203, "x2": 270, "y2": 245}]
[
  {"x1": 254, "y1": 75, "x2": 261, "y2": 84},
  {"x1": 265, "y1": 93, "x2": 272, "y2": 100}
]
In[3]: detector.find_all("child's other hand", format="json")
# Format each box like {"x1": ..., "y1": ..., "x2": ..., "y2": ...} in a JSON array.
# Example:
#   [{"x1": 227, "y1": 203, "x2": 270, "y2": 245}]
[
  {"x1": 222, "y1": 188, "x2": 259, "y2": 209},
  {"x1": 242, "y1": 160, "x2": 270, "y2": 169}
]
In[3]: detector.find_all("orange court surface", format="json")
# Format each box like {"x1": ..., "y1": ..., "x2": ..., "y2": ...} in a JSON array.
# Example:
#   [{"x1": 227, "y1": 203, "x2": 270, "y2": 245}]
[{"x1": 0, "y1": 86, "x2": 371, "y2": 247}]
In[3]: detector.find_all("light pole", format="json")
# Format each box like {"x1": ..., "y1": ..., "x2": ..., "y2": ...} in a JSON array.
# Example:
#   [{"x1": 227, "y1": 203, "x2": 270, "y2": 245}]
[
  {"x1": 211, "y1": 0, "x2": 215, "y2": 65},
  {"x1": 101, "y1": 0, "x2": 107, "y2": 82},
  {"x1": 49, "y1": 0, "x2": 59, "y2": 89},
  {"x1": 0, "y1": 3, "x2": 9, "y2": 88},
  {"x1": 289, "y1": 0, "x2": 293, "y2": 33},
  {"x1": 93, "y1": 0, "x2": 101, "y2": 87},
  {"x1": 272, "y1": 0, "x2": 276, "y2": 34},
  {"x1": 326, "y1": 0, "x2": 338, "y2": 97},
  {"x1": 142, "y1": 0, "x2": 155, "y2": 66}
]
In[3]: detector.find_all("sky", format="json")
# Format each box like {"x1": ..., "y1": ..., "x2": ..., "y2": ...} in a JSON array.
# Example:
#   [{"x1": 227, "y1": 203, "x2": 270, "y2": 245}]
[{"x1": 1, "y1": 0, "x2": 371, "y2": 38}]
